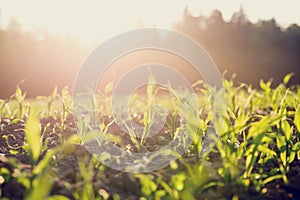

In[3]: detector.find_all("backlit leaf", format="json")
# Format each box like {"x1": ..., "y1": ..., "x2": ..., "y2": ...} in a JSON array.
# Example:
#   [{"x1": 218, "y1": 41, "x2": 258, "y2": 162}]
[
  {"x1": 263, "y1": 174, "x2": 283, "y2": 185},
  {"x1": 25, "y1": 109, "x2": 41, "y2": 163},
  {"x1": 104, "y1": 81, "x2": 113, "y2": 95},
  {"x1": 283, "y1": 73, "x2": 293, "y2": 85},
  {"x1": 281, "y1": 119, "x2": 292, "y2": 141},
  {"x1": 288, "y1": 142, "x2": 299, "y2": 164},
  {"x1": 259, "y1": 79, "x2": 271, "y2": 93},
  {"x1": 51, "y1": 86, "x2": 58, "y2": 100},
  {"x1": 257, "y1": 145, "x2": 276, "y2": 157}
]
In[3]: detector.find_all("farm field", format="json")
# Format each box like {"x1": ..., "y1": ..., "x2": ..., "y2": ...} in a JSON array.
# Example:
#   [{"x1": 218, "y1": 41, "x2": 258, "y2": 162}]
[{"x1": 0, "y1": 74, "x2": 300, "y2": 200}]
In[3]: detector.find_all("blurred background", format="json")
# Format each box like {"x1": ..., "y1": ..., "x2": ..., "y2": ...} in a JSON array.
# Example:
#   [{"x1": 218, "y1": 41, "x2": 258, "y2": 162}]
[{"x1": 0, "y1": 0, "x2": 300, "y2": 98}]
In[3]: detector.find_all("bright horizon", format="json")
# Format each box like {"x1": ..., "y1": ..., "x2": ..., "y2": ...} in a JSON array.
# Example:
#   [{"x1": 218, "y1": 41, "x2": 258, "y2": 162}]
[{"x1": 0, "y1": 0, "x2": 299, "y2": 46}]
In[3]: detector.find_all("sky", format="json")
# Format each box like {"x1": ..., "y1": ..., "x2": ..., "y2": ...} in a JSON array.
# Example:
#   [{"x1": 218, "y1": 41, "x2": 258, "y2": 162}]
[{"x1": 0, "y1": 0, "x2": 299, "y2": 46}]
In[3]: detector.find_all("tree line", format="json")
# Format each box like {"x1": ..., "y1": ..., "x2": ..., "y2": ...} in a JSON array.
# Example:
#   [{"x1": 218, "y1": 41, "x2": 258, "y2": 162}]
[{"x1": 175, "y1": 8, "x2": 300, "y2": 88}]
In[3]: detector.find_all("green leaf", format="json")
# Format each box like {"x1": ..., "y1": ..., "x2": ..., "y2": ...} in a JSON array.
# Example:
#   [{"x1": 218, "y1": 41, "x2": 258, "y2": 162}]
[
  {"x1": 143, "y1": 111, "x2": 150, "y2": 127},
  {"x1": 181, "y1": 189, "x2": 195, "y2": 200},
  {"x1": 33, "y1": 149, "x2": 57, "y2": 174},
  {"x1": 289, "y1": 142, "x2": 299, "y2": 164},
  {"x1": 276, "y1": 134, "x2": 287, "y2": 166},
  {"x1": 263, "y1": 174, "x2": 283, "y2": 185},
  {"x1": 281, "y1": 119, "x2": 292, "y2": 141},
  {"x1": 269, "y1": 168, "x2": 280, "y2": 176},
  {"x1": 171, "y1": 173, "x2": 186, "y2": 191},
  {"x1": 146, "y1": 75, "x2": 156, "y2": 108},
  {"x1": 0, "y1": 167, "x2": 11, "y2": 181},
  {"x1": 257, "y1": 145, "x2": 276, "y2": 157},
  {"x1": 104, "y1": 81, "x2": 113, "y2": 95},
  {"x1": 136, "y1": 174, "x2": 157, "y2": 196},
  {"x1": 283, "y1": 73, "x2": 293, "y2": 85},
  {"x1": 154, "y1": 190, "x2": 166, "y2": 199},
  {"x1": 170, "y1": 160, "x2": 178, "y2": 170},
  {"x1": 276, "y1": 134, "x2": 285, "y2": 150},
  {"x1": 259, "y1": 79, "x2": 271, "y2": 92},
  {"x1": 15, "y1": 86, "x2": 22, "y2": 97},
  {"x1": 25, "y1": 109, "x2": 41, "y2": 162},
  {"x1": 25, "y1": 172, "x2": 54, "y2": 200},
  {"x1": 9, "y1": 149, "x2": 18, "y2": 155},
  {"x1": 51, "y1": 86, "x2": 58, "y2": 100},
  {"x1": 295, "y1": 105, "x2": 300, "y2": 132}
]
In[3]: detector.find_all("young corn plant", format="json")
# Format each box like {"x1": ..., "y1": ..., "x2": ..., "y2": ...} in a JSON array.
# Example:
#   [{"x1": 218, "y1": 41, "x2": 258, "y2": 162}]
[
  {"x1": 0, "y1": 99, "x2": 12, "y2": 118},
  {"x1": 275, "y1": 118, "x2": 299, "y2": 184},
  {"x1": 19, "y1": 106, "x2": 66, "y2": 199},
  {"x1": 59, "y1": 87, "x2": 73, "y2": 131},
  {"x1": 47, "y1": 86, "x2": 58, "y2": 116},
  {"x1": 140, "y1": 75, "x2": 156, "y2": 145},
  {"x1": 72, "y1": 160, "x2": 97, "y2": 200},
  {"x1": 243, "y1": 112, "x2": 284, "y2": 187},
  {"x1": 10, "y1": 83, "x2": 28, "y2": 119},
  {"x1": 216, "y1": 113, "x2": 243, "y2": 185},
  {"x1": 114, "y1": 75, "x2": 167, "y2": 150},
  {"x1": 156, "y1": 158, "x2": 220, "y2": 200}
]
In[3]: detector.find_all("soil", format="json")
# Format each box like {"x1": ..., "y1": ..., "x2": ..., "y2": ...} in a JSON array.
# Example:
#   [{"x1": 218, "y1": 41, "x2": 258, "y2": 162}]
[{"x1": 0, "y1": 114, "x2": 300, "y2": 200}]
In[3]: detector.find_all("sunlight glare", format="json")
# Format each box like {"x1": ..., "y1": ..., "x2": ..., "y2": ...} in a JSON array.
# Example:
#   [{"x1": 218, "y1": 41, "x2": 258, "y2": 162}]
[
  {"x1": 1, "y1": 0, "x2": 300, "y2": 46},
  {"x1": 0, "y1": 0, "x2": 185, "y2": 46}
]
